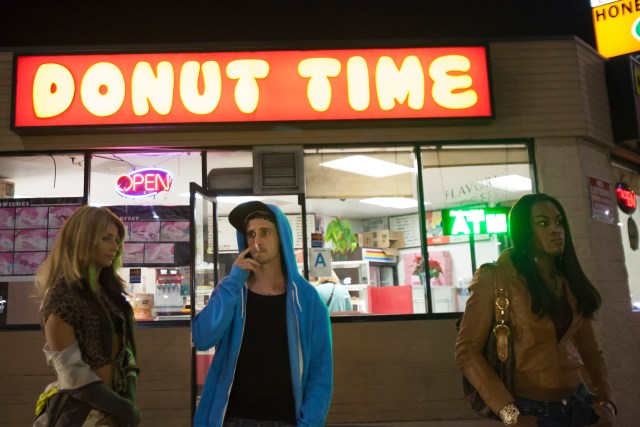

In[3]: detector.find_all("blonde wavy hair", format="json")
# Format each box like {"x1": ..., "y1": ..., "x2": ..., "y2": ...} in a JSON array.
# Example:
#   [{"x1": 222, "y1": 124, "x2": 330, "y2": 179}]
[{"x1": 36, "y1": 205, "x2": 126, "y2": 297}]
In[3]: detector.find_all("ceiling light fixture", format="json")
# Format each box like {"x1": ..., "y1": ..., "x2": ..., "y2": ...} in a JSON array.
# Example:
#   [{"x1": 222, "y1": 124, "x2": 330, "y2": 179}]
[{"x1": 320, "y1": 155, "x2": 414, "y2": 177}]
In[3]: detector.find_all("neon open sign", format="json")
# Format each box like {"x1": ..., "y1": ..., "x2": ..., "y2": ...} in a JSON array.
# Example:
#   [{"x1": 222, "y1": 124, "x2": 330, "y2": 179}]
[
  {"x1": 616, "y1": 182, "x2": 637, "y2": 214},
  {"x1": 442, "y1": 207, "x2": 509, "y2": 236},
  {"x1": 115, "y1": 168, "x2": 173, "y2": 198}
]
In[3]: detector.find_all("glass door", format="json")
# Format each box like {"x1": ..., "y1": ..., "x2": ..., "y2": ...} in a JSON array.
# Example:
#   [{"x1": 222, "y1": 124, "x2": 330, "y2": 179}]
[{"x1": 189, "y1": 183, "x2": 217, "y2": 422}]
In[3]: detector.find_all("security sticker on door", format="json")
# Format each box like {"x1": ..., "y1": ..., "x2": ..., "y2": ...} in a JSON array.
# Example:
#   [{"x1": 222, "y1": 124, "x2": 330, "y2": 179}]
[{"x1": 309, "y1": 248, "x2": 332, "y2": 278}]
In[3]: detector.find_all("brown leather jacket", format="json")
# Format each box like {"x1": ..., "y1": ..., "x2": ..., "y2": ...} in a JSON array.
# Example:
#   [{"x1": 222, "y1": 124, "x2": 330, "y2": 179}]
[{"x1": 455, "y1": 248, "x2": 614, "y2": 415}]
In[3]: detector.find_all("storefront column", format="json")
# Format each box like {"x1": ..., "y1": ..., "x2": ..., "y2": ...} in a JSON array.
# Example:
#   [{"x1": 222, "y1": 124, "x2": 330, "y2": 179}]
[{"x1": 535, "y1": 136, "x2": 640, "y2": 425}]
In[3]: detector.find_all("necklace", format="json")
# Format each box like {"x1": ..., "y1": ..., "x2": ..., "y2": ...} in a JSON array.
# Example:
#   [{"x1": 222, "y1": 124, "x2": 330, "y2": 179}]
[{"x1": 550, "y1": 272, "x2": 564, "y2": 297}]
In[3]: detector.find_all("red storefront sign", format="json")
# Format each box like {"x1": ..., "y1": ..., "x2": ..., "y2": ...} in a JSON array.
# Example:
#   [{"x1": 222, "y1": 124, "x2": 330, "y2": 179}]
[{"x1": 12, "y1": 47, "x2": 492, "y2": 129}]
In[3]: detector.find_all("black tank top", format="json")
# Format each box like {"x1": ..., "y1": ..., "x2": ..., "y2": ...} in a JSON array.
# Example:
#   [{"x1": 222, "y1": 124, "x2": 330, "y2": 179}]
[
  {"x1": 550, "y1": 293, "x2": 573, "y2": 342},
  {"x1": 225, "y1": 290, "x2": 296, "y2": 423}
]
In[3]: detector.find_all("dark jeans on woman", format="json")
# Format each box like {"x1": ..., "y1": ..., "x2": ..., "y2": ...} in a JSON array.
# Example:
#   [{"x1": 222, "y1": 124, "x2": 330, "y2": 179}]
[
  {"x1": 514, "y1": 384, "x2": 599, "y2": 427},
  {"x1": 223, "y1": 418, "x2": 296, "y2": 427}
]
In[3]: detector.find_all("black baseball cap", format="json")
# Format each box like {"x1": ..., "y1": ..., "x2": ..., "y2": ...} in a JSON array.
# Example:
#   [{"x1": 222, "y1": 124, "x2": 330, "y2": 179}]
[{"x1": 228, "y1": 201, "x2": 277, "y2": 232}]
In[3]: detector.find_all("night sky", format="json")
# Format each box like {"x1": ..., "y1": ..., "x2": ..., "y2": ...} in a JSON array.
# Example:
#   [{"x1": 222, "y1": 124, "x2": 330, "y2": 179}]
[{"x1": 0, "y1": 0, "x2": 596, "y2": 50}]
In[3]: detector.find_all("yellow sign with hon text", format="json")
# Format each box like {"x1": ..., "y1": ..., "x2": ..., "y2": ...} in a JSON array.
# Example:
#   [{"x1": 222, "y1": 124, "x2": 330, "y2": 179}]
[{"x1": 592, "y1": 1, "x2": 640, "y2": 58}]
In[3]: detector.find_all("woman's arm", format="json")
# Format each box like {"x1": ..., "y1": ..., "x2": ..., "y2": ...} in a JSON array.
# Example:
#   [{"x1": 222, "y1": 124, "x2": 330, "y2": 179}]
[
  {"x1": 44, "y1": 313, "x2": 76, "y2": 351},
  {"x1": 42, "y1": 320, "x2": 140, "y2": 426},
  {"x1": 574, "y1": 317, "x2": 617, "y2": 422},
  {"x1": 45, "y1": 313, "x2": 116, "y2": 387},
  {"x1": 574, "y1": 319, "x2": 613, "y2": 400},
  {"x1": 455, "y1": 264, "x2": 515, "y2": 416}
]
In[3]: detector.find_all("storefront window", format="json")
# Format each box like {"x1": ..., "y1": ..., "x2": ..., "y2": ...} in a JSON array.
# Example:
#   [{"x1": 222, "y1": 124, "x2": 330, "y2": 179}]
[
  {"x1": 612, "y1": 165, "x2": 640, "y2": 312},
  {"x1": 0, "y1": 154, "x2": 85, "y2": 198},
  {"x1": 618, "y1": 204, "x2": 640, "y2": 311},
  {"x1": 301, "y1": 143, "x2": 533, "y2": 317},
  {"x1": 420, "y1": 143, "x2": 532, "y2": 314},
  {"x1": 0, "y1": 153, "x2": 85, "y2": 327},
  {"x1": 305, "y1": 147, "x2": 419, "y2": 316},
  {"x1": 89, "y1": 151, "x2": 202, "y2": 322},
  {"x1": 0, "y1": 144, "x2": 535, "y2": 327}
]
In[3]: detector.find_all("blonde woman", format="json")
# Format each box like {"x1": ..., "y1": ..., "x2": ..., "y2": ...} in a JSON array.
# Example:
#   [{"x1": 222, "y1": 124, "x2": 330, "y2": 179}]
[{"x1": 34, "y1": 206, "x2": 140, "y2": 427}]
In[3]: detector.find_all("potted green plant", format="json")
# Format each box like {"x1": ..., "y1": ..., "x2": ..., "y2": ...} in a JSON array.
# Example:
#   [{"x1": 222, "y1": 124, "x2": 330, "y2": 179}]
[{"x1": 324, "y1": 217, "x2": 358, "y2": 260}]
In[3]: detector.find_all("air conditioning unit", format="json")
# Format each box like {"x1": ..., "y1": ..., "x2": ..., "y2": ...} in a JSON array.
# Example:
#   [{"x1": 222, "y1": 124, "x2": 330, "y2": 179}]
[
  {"x1": 0, "y1": 180, "x2": 14, "y2": 199},
  {"x1": 253, "y1": 145, "x2": 305, "y2": 195}
]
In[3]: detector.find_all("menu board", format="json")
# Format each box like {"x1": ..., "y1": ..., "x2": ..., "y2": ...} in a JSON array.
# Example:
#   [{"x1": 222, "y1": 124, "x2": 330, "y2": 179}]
[
  {"x1": 218, "y1": 219, "x2": 238, "y2": 252},
  {"x1": 389, "y1": 213, "x2": 421, "y2": 248},
  {"x1": 285, "y1": 214, "x2": 316, "y2": 249},
  {"x1": 362, "y1": 217, "x2": 389, "y2": 232},
  {"x1": 0, "y1": 198, "x2": 84, "y2": 277},
  {"x1": 108, "y1": 205, "x2": 190, "y2": 267},
  {"x1": 389, "y1": 211, "x2": 445, "y2": 249}
]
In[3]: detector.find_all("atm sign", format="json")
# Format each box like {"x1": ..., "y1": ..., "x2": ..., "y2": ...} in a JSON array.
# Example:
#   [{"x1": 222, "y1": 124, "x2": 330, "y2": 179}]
[{"x1": 442, "y1": 207, "x2": 509, "y2": 236}]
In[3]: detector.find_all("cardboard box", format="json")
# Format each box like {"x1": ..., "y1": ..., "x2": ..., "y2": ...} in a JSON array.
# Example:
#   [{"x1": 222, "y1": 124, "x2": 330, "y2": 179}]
[
  {"x1": 131, "y1": 293, "x2": 155, "y2": 320},
  {"x1": 0, "y1": 180, "x2": 14, "y2": 198},
  {"x1": 358, "y1": 229, "x2": 404, "y2": 255}
]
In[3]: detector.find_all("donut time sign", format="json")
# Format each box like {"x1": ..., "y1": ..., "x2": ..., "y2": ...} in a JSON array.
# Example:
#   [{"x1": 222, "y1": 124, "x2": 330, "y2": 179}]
[{"x1": 12, "y1": 46, "x2": 492, "y2": 130}]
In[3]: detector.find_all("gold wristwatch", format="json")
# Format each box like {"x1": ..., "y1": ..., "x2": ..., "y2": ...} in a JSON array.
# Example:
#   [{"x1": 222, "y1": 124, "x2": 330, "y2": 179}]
[{"x1": 499, "y1": 403, "x2": 520, "y2": 426}]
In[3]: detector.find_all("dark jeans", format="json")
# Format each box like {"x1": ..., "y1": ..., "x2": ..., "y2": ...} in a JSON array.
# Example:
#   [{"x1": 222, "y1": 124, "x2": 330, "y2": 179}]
[
  {"x1": 223, "y1": 417, "x2": 296, "y2": 427},
  {"x1": 515, "y1": 384, "x2": 599, "y2": 427}
]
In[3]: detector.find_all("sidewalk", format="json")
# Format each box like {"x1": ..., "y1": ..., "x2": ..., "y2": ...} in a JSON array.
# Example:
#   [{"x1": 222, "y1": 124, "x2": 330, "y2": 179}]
[{"x1": 328, "y1": 420, "x2": 499, "y2": 426}]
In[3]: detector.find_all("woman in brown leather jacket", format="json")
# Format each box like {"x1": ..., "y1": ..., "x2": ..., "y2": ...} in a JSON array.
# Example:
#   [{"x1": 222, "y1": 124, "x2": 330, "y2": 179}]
[{"x1": 455, "y1": 193, "x2": 616, "y2": 427}]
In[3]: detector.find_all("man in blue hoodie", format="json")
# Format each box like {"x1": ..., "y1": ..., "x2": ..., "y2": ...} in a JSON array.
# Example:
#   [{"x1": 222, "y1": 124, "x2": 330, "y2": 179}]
[{"x1": 192, "y1": 201, "x2": 333, "y2": 427}]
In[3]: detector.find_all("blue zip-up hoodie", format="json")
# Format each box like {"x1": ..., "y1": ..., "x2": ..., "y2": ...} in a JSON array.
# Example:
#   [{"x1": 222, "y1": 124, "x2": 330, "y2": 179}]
[{"x1": 192, "y1": 203, "x2": 333, "y2": 427}]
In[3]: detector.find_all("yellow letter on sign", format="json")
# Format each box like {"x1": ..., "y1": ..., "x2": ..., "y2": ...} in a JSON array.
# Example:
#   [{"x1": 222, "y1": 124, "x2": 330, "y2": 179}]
[
  {"x1": 81, "y1": 62, "x2": 126, "y2": 117},
  {"x1": 180, "y1": 61, "x2": 222, "y2": 115},
  {"x1": 429, "y1": 55, "x2": 477, "y2": 110},
  {"x1": 33, "y1": 63, "x2": 75, "y2": 118},
  {"x1": 376, "y1": 56, "x2": 424, "y2": 111}
]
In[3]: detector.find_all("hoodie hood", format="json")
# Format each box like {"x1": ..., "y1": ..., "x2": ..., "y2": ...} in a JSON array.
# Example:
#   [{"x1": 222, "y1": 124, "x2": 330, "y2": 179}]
[{"x1": 235, "y1": 203, "x2": 303, "y2": 287}]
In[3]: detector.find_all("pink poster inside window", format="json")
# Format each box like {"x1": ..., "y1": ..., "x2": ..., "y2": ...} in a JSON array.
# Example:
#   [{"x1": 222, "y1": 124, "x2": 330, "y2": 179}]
[
  {"x1": 108, "y1": 205, "x2": 190, "y2": 267},
  {"x1": 0, "y1": 198, "x2": 83, "y2": 277}
]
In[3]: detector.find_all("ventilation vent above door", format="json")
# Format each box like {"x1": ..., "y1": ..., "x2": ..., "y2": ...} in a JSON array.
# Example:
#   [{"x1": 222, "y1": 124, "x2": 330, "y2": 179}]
[
  {"x1": 207, "y1": 167, "x2": 253, "y2": 194},
  {"x1": 253, "y1": 145, "x2": 305, "y2": 195}
]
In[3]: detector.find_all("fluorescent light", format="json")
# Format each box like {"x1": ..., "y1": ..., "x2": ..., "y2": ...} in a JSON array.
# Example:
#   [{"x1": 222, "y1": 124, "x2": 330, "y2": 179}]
[
  {"x1": 360, "y1": 197, "x2": 418, "y2": 209},
  {"x1": 320, "y1": 155, "x2": 414, "y2": 177},
  {"x1": 478, "y1": 175, "x2": 532, "y2": 192}
]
